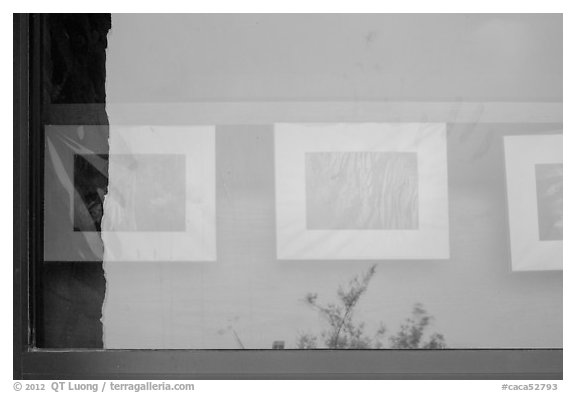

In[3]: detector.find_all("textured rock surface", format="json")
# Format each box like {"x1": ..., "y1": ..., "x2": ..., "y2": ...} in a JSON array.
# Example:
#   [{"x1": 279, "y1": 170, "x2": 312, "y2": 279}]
[{"x1": 40, "y1": 14, "x2": 110, "y2": 348}]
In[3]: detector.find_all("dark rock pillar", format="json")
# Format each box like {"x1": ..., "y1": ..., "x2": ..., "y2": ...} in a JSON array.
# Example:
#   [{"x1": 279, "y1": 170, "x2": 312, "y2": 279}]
[{"x1": 40, "y1": 14, "x2": 111, "y2": 348}]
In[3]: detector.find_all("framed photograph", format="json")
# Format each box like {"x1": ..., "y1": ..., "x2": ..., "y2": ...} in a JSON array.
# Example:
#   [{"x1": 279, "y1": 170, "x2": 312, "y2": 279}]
[
  {"x1": 503, "y1": 134, "x2": 563, "y2": 271},
  {"x1": 274, "y1": 123, "x2": 450, "y2": 260},
  {"x1": 44, "y1": 125, "x2": 216, "y2": 262}
]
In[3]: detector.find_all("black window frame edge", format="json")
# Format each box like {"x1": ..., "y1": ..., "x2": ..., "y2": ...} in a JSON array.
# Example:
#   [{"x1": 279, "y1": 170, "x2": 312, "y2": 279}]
[{"x1": 13, "y1": 13, "x2": 563, "y2": 380}]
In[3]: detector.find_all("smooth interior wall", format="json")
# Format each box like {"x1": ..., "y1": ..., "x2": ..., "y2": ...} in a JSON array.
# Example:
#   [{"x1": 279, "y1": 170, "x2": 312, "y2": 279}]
[
  {"x1": 103, "y1": 14, "x2": 562, "y2": 349},
  {"x1": 106, "y1": 14, "x2": 562, "y2": 103}
]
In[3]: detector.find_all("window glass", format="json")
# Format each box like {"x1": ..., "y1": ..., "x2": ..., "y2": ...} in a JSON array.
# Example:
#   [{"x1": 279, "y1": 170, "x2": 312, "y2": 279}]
[{"x1": 39, "y1": 14, "x2": 562, "y2": 350}]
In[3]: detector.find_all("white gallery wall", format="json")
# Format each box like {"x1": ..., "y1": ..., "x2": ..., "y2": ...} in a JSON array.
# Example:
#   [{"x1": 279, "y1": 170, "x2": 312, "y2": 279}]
[{"x1": 102, "y1": 14, "x2": 562, "y2": 348}]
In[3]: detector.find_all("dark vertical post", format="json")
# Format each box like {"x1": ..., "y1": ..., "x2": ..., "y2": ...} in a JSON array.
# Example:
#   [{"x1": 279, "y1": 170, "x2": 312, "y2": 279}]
[{"x1": 29, "y1": 13, "x2": 44, "y2": 349}]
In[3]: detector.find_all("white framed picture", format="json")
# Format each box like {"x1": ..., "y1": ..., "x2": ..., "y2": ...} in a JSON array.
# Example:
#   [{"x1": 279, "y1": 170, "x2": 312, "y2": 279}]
[
  {"x1": 274, "y1": 123, "x2": 450, "y2": 260},
  {"x1": 504, "y1": 134, "x2": 562, "y2": 271},
  {"x1": 44, "y1": 125, "x2": 216, "y2": 262}
]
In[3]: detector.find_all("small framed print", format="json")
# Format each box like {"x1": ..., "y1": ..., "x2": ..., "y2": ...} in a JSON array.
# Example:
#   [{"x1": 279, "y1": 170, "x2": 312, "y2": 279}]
[
  {"x1": 274, "y1": 123, "x2": 450, "y2": 260},
  {"x1": 504, "y1": 134, "x2": 562, "y2": 271},
  {"x1": 44, "y1": 125, "x2": 216, "y2": 262}
]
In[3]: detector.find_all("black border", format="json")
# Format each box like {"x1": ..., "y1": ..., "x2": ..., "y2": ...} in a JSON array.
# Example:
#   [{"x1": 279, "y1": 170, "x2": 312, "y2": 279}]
[
  {"x1": 14, "y1": 13, "x2": 563, "y2": 380},
  {"x1": 14, "y1": 12, "x2": 30, "y2": 380}
]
